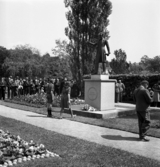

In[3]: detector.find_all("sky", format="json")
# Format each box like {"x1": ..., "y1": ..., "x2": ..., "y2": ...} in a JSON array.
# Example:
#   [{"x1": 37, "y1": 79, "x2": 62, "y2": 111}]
[{"x1": 0, "y1": 0, "x2": 160, "y2": 63}]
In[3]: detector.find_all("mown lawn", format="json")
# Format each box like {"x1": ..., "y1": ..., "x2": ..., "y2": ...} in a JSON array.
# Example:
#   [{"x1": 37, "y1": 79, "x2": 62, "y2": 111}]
[
  {"x1": 1, "y1": 100, "x2": 160, "y2": 138},
  {"x1": 0, "y1": 115, "x2": 160, "y2": 167}
]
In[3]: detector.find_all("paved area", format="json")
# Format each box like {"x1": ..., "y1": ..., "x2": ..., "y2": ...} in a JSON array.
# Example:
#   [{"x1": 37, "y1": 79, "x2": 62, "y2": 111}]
[
  {"x1": 0, "y1": 104, "x2": 160, "y2": 162},
  {"x1": 71, "y1": 103, "x2": 136, "y2": 119}
]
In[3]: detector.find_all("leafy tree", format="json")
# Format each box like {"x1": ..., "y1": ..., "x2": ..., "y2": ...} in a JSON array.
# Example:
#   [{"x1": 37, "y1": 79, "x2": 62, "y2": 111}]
[
  {"x1": 110, "y1": 49, "x2": 129, "y2": 74},
  {"x1": 3, "y1": 45, "x2": 42, "y2": 78},
  {"x1": 52, "y1": 39, "x2": 72, "y2": 79},
  {"x1": 52, "y1": 39, "x2": 69, "y2": 58},
  {"x1": 140, "y1": 55, "x2": 160, "y2": 73},
  {"x1": 128, "y1": 62, "x2": 143, "y2": 74},
  {"x1": 64, "y1": 0, "x2": 112, "y2": 85},
  {"x1": 0, "y1": 46, "x2": 10, "y2": 77},
  {"x1": 40, "y1": 53, "x2": 51, "y2": 78}
]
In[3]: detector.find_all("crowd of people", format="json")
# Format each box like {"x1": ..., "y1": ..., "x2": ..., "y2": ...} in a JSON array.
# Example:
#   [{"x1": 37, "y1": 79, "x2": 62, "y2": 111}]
[
  {"x1": 0, "y1": 76, "x2": 81, "y2": 119},
  {"x1": 1, "y1": 76, "x2": 159, "y2": 107},
  {"x1": 0, "y1": 76, "x2": 80, "y2": 101}
]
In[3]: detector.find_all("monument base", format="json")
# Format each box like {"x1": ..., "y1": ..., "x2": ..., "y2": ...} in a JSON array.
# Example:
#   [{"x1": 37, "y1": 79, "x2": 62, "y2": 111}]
[
  {"x1": 91, "y1": 75, "x2": 109, "y2": 80},
  {"x1": 84, "y1": 75, "x2": 116, "y2": 111}
]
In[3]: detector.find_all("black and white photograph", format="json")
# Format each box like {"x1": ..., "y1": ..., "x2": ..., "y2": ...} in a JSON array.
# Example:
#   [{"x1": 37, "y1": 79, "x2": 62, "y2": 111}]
[{"x1": 0, "y1": 0, "x2": 160, "y2": 166}]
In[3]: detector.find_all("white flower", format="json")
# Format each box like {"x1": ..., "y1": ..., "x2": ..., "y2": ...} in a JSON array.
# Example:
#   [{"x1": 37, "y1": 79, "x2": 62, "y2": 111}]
[
  {"x1": 17, "y1": 135, "x2": 21, "y2": 141},
  {"x1": 39, "y1": 144, "x2": 45, "y2": 148},
  {"x1": 30, "y1": 140, "x2": 33, "y2": 144},
  {"x1": 29, "y1": 146, "x2": 34, "y2": 151}
]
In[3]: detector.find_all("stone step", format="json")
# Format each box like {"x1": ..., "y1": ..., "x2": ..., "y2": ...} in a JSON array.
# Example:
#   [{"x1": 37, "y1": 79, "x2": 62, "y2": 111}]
[{"x1": 64, "y1": 104, "x2": 135, "y2": 119}]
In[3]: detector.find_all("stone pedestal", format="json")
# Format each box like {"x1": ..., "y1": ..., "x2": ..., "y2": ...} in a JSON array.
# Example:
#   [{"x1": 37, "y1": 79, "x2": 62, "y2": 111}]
[{"x1": 84, "y1": 75, "x2": 116, "y2": 111}]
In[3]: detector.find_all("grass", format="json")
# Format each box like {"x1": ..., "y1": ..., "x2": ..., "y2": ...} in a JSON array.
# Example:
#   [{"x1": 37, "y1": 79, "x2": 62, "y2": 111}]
[
  {"x1": 0, "y1": 115, "x2": 160, "y2": 167},
  {"x1": 1, "y1": 100, "x2": 160, "y2": 138}
]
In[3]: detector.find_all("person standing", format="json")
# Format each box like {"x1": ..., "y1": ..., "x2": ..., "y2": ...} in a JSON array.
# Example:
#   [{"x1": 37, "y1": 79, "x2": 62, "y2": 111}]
[
  {"x1": 152, "y1": 81, "x2": 160, "y2": 107},
  {"x1": 46, "y1": 78, "x2": 54, "y2": 117},
  {"x1": 34, "y1": 77, "x2": 40, "y2": 94},
  {"x1": 133, "y1": 80, "x2": 152, "y2": 142},
  {"x1": 148, "y1": 87, "x2": 154, "y2": 106},
  {"x1": 11, "y1": 78, "x2": 17, "y2": 98},
  {"x1": 148, "y1": 88, "x2": 154, "y2": 98},
  {"x1": 22, "y1": 78, "x2": 27, "y2": 96},
  {"x1": 0, "y1": 77, "x2": 6, "y2": 100},
  {"x1": 115, "y1": 80, "x2": 120, "y2": 103},
  {"x1": 7, "y1": 76, "x2": 13, "y2": 99},
  {"x1": 15, "y1": 76, "x2": 20, "y2": 96},
  {"x1": 118, "y1": 80, "x2": 125, "y2": 102},
  {"x1": 18, "y1": 78, "x2": 23, "y2": 96},
  {"x1": 54, "y1": 78, "x2": 60, "y2": 96},
  {"x1": 60, "y1": 81, "x2": 76, "y2": 119},
  {"x1": 60, "y1": 77, "x2": 67, "y2": 95}
]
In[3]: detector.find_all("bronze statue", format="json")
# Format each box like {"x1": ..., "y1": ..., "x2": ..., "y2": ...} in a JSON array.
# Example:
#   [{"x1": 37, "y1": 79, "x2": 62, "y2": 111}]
[{"x1": 88, "y1": 34, "x2": 110, "y2": 75}]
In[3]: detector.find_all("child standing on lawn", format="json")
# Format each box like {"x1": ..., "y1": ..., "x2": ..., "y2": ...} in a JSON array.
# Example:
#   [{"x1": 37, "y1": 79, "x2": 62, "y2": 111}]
[{"x1": 60, "y1": 81, "x2": 76, "y2": 119}]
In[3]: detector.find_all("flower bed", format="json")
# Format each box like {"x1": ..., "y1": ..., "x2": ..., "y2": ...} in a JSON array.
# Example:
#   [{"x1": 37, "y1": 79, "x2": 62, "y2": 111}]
[
  {"x1": 5, "y1": 93, "x2": 47, "y2": 108},
  {"x1": 0, "y1": 130, "x2": 59, "y2": 166},
  {"x1": 4, "y1": 99, "x2": 45, "y2": 108},
  {"x1": 6, "y1": 94, "x2": 96, "y2": 112},
  {"x1": 9, "y1": 94, "x2": 85, "y2": 108},
  {"x1": 52, "y1": 96, "x2": 61, "y2": 107},
  {"x1": 70, "y1": 98, "x2": 85, "y2": 105},
  {"x1": 13, "y1": 93, "x2": 47, "y2": 106},
  {"x1": 52, "y1": 97, "x2": 86, "y2": 107}
]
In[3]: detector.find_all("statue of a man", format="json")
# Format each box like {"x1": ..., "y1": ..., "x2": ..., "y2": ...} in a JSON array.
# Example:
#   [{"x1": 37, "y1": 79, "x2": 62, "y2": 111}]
[{"x1": 88, "y1": 34, "x2": 110, "y2": 75}]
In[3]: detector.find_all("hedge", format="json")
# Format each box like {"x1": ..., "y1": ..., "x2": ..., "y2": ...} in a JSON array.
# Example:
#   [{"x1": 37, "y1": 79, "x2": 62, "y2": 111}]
[{"x1": 83, "y1": 74, "x2": 160, "y2": 102}]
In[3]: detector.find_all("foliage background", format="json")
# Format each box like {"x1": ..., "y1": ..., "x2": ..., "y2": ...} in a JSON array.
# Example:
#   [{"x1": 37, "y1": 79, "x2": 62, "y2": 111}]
[{"x1": 0, "y1": 0, "x2": 160, "y2": 95}]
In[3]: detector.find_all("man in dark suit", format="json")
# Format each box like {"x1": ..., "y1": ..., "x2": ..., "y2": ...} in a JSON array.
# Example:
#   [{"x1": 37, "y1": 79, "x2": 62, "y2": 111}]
[{"x1": 133, "y1": 80, "x2": 152, "y2": 142}]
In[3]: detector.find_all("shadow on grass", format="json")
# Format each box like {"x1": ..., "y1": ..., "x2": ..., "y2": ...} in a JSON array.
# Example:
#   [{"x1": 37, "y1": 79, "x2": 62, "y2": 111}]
[
  {"x1": 27, "y1": 115, "x2": 47, "y2": 118},
  {"x1": 27, "y1": 114, "x2": 60, "y2": 119},
  {"x1": 101, "y1": 135, "x2": 139, "y2": 141}
]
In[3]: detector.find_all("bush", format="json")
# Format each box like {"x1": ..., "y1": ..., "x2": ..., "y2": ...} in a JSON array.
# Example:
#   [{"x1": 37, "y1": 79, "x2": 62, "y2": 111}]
[{"x1": 83, "y1": 74, "x2": 160, "y2": 102}]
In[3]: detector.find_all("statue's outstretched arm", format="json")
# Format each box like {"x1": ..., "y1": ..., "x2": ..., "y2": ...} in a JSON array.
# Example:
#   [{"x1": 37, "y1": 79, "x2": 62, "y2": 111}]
[{"x1": 105, "y1": 40, "x2": 110, "y2": 55}]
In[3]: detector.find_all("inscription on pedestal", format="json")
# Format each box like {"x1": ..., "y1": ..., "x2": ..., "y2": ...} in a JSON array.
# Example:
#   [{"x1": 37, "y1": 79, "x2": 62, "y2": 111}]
[{"x1": 88, "y1": 87, "x2": 97, "y2": 101}]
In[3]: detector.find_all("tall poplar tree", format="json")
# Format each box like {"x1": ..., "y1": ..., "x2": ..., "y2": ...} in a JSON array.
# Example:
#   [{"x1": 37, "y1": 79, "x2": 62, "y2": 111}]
[{"x1": 64, "y1": 0, "x2": 112, "y2": 87}]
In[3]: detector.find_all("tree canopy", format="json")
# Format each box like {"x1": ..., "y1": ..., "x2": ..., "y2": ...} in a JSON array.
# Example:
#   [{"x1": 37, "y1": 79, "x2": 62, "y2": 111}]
[
  {"x1": 0, "y1": 0, "x2": 159, "y2": 79},
  {"x1": 1, "y1": 43, "x2": 72, "y2": 79},
  {"x1": 110, "y1": 49, "x2": 129, "y2": 74},
  {"x1": 64, "y1": 0, "x2": 112, "y2": 85}
]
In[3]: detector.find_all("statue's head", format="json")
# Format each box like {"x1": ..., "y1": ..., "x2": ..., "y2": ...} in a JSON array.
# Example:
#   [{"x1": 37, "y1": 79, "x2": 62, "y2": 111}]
[
  {"x1": 98, "y1": 30, "x2": 110, "y2": 40},
  {"x1": 98, "y1": 32, "x2": 103, "y2": 39}
]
